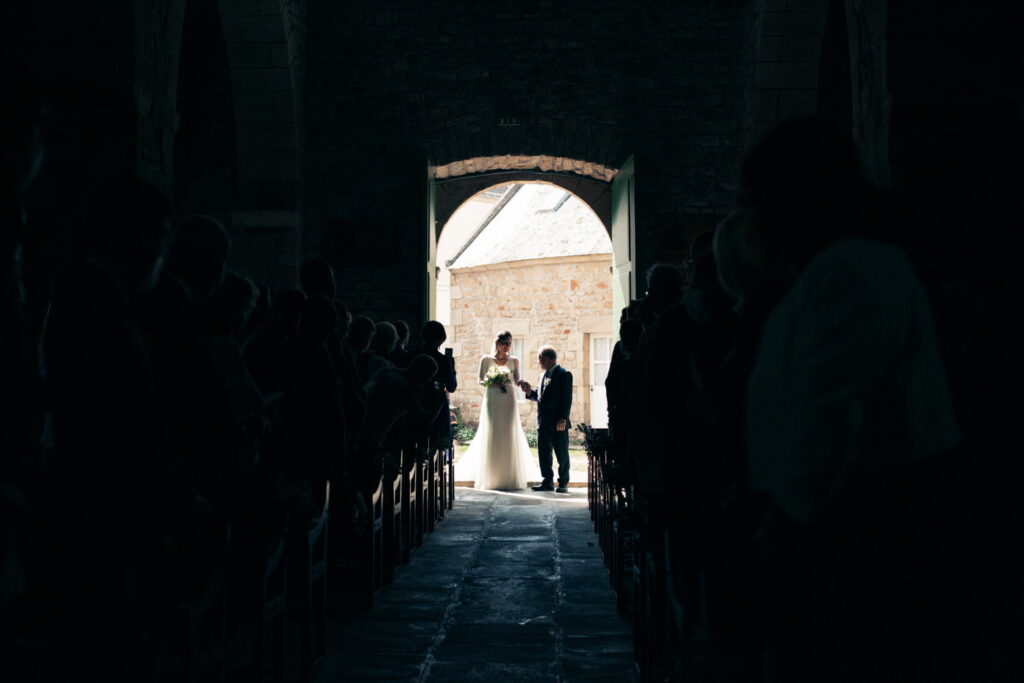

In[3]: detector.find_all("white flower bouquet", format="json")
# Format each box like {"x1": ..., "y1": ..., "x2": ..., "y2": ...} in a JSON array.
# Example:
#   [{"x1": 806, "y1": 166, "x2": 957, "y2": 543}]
[{"x1": 482, "y1": 365, "x2": 513, "y2": 393}]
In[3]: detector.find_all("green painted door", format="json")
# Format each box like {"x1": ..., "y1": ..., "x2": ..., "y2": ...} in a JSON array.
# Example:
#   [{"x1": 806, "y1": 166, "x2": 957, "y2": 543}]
[
  {"x1": 610, "y1": 155, "x2": 635, "y2": 340},
  {"x1": 424, "y1": 160, "x2": 438, "y2": 326}
]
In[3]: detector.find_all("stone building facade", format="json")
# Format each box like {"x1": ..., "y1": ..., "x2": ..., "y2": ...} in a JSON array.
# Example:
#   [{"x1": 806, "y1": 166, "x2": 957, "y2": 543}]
[{"x1": 449, "y1": 253, "x2": 613, "y2": 434}]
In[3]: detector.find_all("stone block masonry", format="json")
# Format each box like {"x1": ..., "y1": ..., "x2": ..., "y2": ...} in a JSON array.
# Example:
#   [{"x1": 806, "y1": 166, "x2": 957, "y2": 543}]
[{"x1": 449, "y1": 254, "x2": 613, "y2": 431}]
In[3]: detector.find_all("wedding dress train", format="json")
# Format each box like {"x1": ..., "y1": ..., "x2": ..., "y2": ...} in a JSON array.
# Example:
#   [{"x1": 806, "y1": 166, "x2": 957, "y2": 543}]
[{"x1": 464, "y1": 356, "x2": 533, "y2": 490}]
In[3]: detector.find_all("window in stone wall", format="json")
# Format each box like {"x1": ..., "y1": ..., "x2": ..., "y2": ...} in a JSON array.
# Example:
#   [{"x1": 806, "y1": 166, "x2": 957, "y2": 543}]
[
  {"x1": 477, "y1": 184, "x2": 513, "y2": 202},
  {"x1": 535, "y1": 190, "x2": 571, "y2": 214}
]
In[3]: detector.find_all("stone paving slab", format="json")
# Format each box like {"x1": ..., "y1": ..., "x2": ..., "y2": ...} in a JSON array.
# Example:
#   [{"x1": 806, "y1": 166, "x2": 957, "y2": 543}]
[{"x1": 316, "y1": 488, "x2": 637, "y2": 682}]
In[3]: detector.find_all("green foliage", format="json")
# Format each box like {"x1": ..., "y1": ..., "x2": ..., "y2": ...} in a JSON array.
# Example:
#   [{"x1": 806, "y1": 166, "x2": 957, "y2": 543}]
[
  {"x1": 452, "y1": 406, "x2": 476, "y2": 443},
  {"x1": 453, "y1": 423, "x2": 476, "y2": 443},
  {"x1": 525, "y1": 428, "x2": 539, "y2": 448}
]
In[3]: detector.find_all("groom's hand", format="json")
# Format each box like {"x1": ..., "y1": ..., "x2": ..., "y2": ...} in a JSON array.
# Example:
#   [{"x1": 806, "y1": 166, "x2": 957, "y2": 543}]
[{"x1": 556, "y1": 419, "x2": 567, "y2": 431}]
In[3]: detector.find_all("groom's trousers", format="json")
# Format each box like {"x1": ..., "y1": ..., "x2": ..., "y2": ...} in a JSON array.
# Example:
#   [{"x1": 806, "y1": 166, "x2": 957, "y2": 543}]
[{"x1": 538, "y1": 428, "x2": 570, "y2": 486}]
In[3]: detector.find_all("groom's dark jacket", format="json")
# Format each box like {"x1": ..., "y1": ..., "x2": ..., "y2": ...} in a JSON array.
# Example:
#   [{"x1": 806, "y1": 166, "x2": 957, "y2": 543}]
[{"x1": 525, "y1": 365, "x2": 573, "y2": 432}]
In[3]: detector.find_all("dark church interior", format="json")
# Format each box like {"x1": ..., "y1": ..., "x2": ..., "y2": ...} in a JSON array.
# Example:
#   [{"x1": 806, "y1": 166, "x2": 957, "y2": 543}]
[{"x1": 2, "y1": 0, "x2": 1021, "y2": 680}]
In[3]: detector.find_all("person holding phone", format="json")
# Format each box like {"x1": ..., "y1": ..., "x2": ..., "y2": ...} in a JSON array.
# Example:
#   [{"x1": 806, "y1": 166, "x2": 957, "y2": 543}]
[{"x1": 417, "y1": 321, "x2": 458, "y2": 450}]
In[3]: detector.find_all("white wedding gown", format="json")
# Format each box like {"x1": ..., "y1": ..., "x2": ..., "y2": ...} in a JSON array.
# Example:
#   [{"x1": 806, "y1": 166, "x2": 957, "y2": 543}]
[{"x1": 464, "y1": 356, "x2": 533, "y2": 490}]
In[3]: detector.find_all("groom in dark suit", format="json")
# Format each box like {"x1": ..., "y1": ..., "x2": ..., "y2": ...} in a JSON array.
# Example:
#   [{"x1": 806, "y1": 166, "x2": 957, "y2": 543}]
[{"x1": 523, "y1": 345, "x2": 573, "y2": 492}]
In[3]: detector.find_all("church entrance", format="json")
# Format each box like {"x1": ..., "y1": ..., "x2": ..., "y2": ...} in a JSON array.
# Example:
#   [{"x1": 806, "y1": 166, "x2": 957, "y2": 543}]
[{"x1": 431, "y1": 180, "x2": 615, "y2": 484}]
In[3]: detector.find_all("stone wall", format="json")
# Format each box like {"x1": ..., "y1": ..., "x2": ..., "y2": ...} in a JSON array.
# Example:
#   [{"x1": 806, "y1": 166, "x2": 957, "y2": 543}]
[
  {"x1": 10, "y1": 0, "x2": 1018, "y2": 344},
  {"x1": 448, "y1": 254, "x2": 613, "y2": 433},
  {"x1": 304, "y1": 0, "x2": 757, "y2": 327}
]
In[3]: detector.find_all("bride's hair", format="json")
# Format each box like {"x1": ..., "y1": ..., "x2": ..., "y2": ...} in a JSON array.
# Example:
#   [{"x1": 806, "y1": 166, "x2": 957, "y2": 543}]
[{"x1": 493, "y1": 330, "x2": 512, "y2": 353}]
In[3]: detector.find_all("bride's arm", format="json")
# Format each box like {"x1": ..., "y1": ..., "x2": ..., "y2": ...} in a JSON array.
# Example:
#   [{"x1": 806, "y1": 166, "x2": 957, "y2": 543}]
[
  {"x1": 478, "y1": 356, "x2": 488, "y2": 386},
  {"x1": 512, "y1": 357, "x2": 522, "y2": 385}
]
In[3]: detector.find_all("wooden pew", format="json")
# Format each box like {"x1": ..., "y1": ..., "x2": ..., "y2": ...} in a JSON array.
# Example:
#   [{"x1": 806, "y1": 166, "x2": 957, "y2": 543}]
[
  {"x1": 416, "y1": 444, "x2": 429, "y2": 547},
  {"x1": 400, "y1": 447, "x2": 418, "y2": 564},
  {"x1": 579, "y1": 425, "x2": 608, "y2": 525},
  {"x1": 237, "y1": 532, "x2": 287, "y2": 683},
  {"x1": 432, "y1": 447, "x2": 443, "y2": 524},
  {"x1": 382, "y1": 468, "x2": 403, "y2": 584},
  {"x1": 177, "y1": 528, "x2": 231, "y2": 683},
  {"x1": 328, "y1": 476, "x2": 384, "y2": 612},
  {"x1": 425, "y1": 447, "x2": 439, "y2": 533},
  {"x1": 286, "y1": 483, "x2": 329, "y2": 683},
  {"x1": 634, "y1": 501, "x2": 670, "y2": 682},
  {"x1": 369, "y1": 477, "x2": 384, "y2": 596},
  {"x1": 446, "y1": 444, "x2": 455, "y2": 510},
  {"x1": 436, "y1": 442, "x2": 448, "y2": 519}
]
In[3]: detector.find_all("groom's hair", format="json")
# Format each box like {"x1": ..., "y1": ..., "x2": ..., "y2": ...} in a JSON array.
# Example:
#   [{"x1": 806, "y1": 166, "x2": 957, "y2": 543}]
[{"x1": 538, "y1": 345, "x2": 557, "y2": 361}]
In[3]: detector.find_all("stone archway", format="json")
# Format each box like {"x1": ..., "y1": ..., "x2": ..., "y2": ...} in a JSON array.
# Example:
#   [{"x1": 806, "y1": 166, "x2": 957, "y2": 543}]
[
  {"x1": 433, "y1": 155, "x2": 616, "y2": 234},
  {"x1": 434, "y1": 178, "x2": 615, "y2": 435},
  {"x1": 174, "y1": 0, "x2": 236, "y2": 223},
  {"x1": 750, "y1": 0, "x2": 890, "y2": 185},
  {"x1": 750, "y1": 0, "x2": 833, "y2": 142},
  {"x1": 215, "y1": 0, "x2": 305, "y2": 288},
  {"x1": 425, "y1": 155, "x2": 619, "y2": 325}
]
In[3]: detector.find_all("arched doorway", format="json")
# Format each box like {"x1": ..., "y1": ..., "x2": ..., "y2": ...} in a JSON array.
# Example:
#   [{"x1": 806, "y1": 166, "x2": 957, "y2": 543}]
[
  {"x1": 173, "y1": 0, "x2": 236, "y2": 222},
  {"x1": 435, "y1": 180, "x2": 615, "y2": 441},
  {"x1": 425, "y1": 155, "x2": 635, "y2": 340}
]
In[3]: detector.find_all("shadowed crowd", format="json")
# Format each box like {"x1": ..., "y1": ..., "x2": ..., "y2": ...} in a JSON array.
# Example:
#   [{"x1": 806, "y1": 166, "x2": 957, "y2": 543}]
[
  {"x1": 598, "y1": 118, "x2": 1021, "y2": 681},
  {"x1": 2, "y1": 51, "x2": 1020, "y2": 682}
]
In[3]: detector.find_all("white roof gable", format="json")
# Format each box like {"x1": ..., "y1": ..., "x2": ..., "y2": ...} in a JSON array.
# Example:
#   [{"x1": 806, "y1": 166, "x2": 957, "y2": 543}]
[{"x1": 450, "y1": 184, "x2": 610, "y2": 269}]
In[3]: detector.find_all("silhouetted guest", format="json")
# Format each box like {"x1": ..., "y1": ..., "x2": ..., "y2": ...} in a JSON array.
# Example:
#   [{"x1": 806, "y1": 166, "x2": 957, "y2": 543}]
[
  {"x1": 364, "y1": 353, "x2": 440, "y2": 448},
  {"x1": 200, "y1": 271, "x2": 282, "y2": 624},
  {"x1": 370, "y1": 320, "x2": 398, "y2": 357},
  {"x1": 336, "y1": 302, "x2": 352, "y2": 337},
  {"x1": 300, "y1": 259, "x2": 350, "y2": 390},
  {"x1": 299, "y1": 259, "x2": 336, "y2": 300},
  {"x1": 649, "y1": 230, "x2": 738, "y2": 637},
  {"x1": 245, "y1": 288, "x2": 305, "y2": 396},
  {"x1": 389, "y1": 320, "x2": 413, "y2": 368},
  {"x1": 605, "y1": 309, "x2": 642, "y2": 442},
  {"x1": 239, "y1": 280, "x2": 271, "y2": 344},
  {"x1": 284, "y1": 295, "x2": 345, "y2": 510},
  {"x1": 705, "y1": 208, "x2": 785, "y2": 669},
  {"x1": 416, "y1": 321, "x2": 458, "y2": 450},
  {"x1": 739, "y1": 117, "x2": 963, "y2": 677},
  {"x1": 1, "y1": 56, "x2": 45, "y2": 621},
  {"x1": 244, "y1": 289, "x2": 305, "y2": 518},
  {"x1": 625, "y1": 263, "x2": 685, "y2": 493},
  {"x1": 0, "y1": 55, "x2": 45, "y2": 496},
  {"x1": 331, "y1": 302, "x2": 365, "y2": 438},
  {"x1": 644, "y1": 263, "x2": 686, "y2": 318},
  {"x1": 402, "y1": 354, "x2": 446, "y2": 432},
  {"x1": 200, "y1": 271, "x2": 266, "y2": 475},
  {"x1": 135, "y1": 214, "x2": 237, "y2": 513},
  {"x1": 346, "y1": 314, "x2": 376, "y2": 382},
  {"x1": 41, "y1": 173, "x2": 201, "y2": 672},
  {"x1": 360, "y1": 319, "x2": 397, "y2": 381}
]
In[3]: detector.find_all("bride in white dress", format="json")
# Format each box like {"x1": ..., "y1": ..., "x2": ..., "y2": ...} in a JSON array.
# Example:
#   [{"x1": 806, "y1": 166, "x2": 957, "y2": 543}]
[{"x1": 463, "y1": 331, "x2": 534, "y2": 490}]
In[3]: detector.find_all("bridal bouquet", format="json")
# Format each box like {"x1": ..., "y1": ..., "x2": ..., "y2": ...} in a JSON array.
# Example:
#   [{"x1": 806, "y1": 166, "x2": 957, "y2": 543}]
[{"x1": 482, "y1": 365, "x2": 513, "y2": 393}]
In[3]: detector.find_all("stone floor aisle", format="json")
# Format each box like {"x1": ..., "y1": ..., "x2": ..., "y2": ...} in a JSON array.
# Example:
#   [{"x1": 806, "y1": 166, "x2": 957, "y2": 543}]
[{"x1": 317, "y1": 487, "x2": 637, "y2": 682}]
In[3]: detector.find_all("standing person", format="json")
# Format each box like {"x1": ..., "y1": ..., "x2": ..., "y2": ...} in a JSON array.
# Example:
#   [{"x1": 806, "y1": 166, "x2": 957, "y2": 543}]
[
  {"x1": 461, "y1": 331, "x2": 533, "y2": 490},
  {"x1": 135, "y1": 214, "x2": 236, "y2": 513},
  {"x1": 417, "y1": 321, "x2": 457, "y2": 450},
  {"x1": 739, "y1": 117, "x2": 963, "y2": 679},
  {"x1": 1, "y1": 55, "x2": 46, "y2": 620},
  {"x1": 389, "y1": 320, "x2": 413, "y2": 368},
  {"x1": 523, "y1": 345, "x2": 573, "y2": 493},
  {"x1": 41, "y1": 173, "x2": 202, "y2": 677}
]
